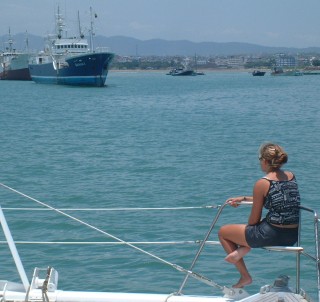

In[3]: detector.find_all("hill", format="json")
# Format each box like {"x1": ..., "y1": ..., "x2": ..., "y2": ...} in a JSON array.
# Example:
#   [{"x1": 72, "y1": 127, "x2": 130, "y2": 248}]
[
  {"x1": 95, "y1": 36, "x2": 320, "y2": 56},
  {"x1": 1, "y1": 33, "x2": 320, "y2": 56}
]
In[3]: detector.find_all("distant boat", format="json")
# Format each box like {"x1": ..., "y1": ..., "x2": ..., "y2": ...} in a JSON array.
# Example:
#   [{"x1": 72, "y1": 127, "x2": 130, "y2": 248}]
[
  {"x1": 303, "y1": 71, "x2": 320, "y2": 75},
  {"x1": 0, "y1": 29, "x2": 31, "y2": 81},
  {"x1": 28, "y1": 7, "x2": 114, "y2": 87},
  {"x1": 194, "y1": 54, "x2": 205, "y2": 75},
  {"x1": 167, "y1": 67, "x2": 196, "y2": 76},
  {"x1": 302, "y1": 67, "x2": 320, "y2": 75},
  {"x1": 271, "y1": 67, "x2": 303, "y2": 76},
  {"x1": 167, "y1": 57, "x2": 199, "y2": 76},
  {"x1": 252, "y1": 70, "x2": 266, "y2": 76}
]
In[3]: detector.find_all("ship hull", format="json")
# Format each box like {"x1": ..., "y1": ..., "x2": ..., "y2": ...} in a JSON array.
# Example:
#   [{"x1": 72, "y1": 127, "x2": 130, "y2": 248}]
[
  {"x1": 0, "y1": 67, "x2": 31, "y2": 80},
  {"x1": 29, "y1": 52, "x2": 114, "y2": 87},
  {"x1": 0, "y1": 53, "x2": 32, "y2": 80},
  {"x1": 171, "y1": 70, "x2": 196, "y2": 76},
  {"x1": 167, "y1": 68, "x2": 196, "y2": 76},
  {"x1": 252, "y1": 70, "x2": 266, "y2": 76}
]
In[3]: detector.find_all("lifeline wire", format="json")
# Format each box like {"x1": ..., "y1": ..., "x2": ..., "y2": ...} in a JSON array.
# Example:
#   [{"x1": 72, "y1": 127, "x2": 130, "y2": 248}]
[
  {"x1": 0, "y1": 182, "x2": 223, "y2": 290},
  {"x1": 1, "y1": 205, "x2": 216, "y2": 211},
  {"x1": 0, "y1": 240, "x2": 221, "y2": 245}
]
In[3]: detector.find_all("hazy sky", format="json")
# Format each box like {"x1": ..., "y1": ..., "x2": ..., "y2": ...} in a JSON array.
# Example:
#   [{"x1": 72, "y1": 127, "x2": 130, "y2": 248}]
[{"x1": 1, "y1": 0, "x2": 320, "y2": 48}]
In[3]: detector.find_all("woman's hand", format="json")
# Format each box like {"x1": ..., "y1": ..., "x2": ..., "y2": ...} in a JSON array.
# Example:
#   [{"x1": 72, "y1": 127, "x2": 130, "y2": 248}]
[{"x1": 226, "y1": 196, "x2": 245, "y2": 207}]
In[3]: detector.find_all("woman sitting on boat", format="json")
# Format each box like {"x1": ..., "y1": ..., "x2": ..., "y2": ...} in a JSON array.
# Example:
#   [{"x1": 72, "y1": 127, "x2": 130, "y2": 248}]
[{"x1": 218, "y1": 142, "x2": 300, "y2": 288}]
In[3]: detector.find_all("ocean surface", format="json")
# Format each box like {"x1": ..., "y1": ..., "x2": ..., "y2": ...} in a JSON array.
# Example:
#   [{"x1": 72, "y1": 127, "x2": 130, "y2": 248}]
[{"x1": 0, "y1": 71, "x2": 320, "y2": 300}]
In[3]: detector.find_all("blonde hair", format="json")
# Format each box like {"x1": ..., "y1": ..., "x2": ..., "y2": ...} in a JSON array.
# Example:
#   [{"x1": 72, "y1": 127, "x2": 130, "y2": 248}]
[{"x1": 259, "y1": 142, "x2": 288, "y2": 171}]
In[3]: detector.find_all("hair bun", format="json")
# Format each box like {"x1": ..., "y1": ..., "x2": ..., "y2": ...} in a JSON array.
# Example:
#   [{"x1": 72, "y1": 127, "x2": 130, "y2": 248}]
[{"x1": 259, "y1": 142, "x2": 288, "y2": 170}]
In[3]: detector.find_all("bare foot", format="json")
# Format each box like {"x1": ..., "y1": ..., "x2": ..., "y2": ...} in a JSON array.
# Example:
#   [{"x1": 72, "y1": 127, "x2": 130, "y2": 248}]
[
  {"x1": 225, "y1": 247, "x2": 251, "y2": 264},
  {"x1": 232, "y1": 275, "x2": 253, "y2": 288}
]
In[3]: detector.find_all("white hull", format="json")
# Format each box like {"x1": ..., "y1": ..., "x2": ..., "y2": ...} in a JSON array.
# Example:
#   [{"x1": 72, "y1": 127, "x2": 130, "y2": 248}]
[
  {"x1": 0, "y1": 282, "x2": 308, "y2": 302},
  {"x1": 54, "y1": 291, "x2": 232, "y2": 302},
  {"x1": 0, "y1": 289, "x2": 225, "y2": 302}
]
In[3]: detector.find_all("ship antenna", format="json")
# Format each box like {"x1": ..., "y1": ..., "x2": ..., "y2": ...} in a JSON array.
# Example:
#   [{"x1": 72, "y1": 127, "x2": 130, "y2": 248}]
[
  {"x1": 89, "y1": 6, "x2": 96, "y2": 52},
  {"x1": 56, "y1": 6, "x2": 64, "y2": 39},
  {"x1": 8, "y1": 27, "x2": 13, "y2": 53},
  {"x1": 24, "y1": 30, "x2": 29, "y2": 52},
  {"x1": 78, "y1": 11, "x2": 84, "y2": 39}
]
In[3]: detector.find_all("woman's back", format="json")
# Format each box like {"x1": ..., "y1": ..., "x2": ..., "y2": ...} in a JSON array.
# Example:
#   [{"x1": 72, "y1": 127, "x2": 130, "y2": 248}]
[{"x1": 263, "y1": 174, "x2": 300, "y2": 225}]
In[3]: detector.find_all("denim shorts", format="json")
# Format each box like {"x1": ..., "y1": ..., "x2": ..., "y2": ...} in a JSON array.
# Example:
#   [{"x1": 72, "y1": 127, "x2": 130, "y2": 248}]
[{"x1": 245, "y1": 219, "x2": 298, "y2": 248}]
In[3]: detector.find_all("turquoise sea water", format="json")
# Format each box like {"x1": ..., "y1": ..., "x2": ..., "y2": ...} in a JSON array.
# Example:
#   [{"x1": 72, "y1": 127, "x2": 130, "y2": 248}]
[{"x1": 0, "y1": 71, "x2": 320, "y2": 300}]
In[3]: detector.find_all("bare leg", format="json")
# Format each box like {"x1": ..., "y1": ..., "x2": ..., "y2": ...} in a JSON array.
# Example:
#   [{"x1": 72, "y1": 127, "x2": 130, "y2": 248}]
[
  {"x1": 218, "y1": 224, "x2": 252, "y2": 288},
  {"x1": 225, "y1": 246, "x2": 251, "y2": 264},
  {"x1": 231, "y1": 260, "x2": 253, "y2": 288}
]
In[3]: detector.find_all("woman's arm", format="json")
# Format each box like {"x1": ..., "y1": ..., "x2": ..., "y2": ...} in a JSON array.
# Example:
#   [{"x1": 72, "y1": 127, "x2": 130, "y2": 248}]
[
  {"x1": 226, "y1": 195, "x2": 253, "y2": 207},
  {"x1": 247, "y1": 179, "x2": 269, "y2": 225}
]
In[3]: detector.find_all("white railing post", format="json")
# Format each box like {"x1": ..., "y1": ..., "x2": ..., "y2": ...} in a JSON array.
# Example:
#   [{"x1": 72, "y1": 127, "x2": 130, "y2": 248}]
[{"x1": 0, "y1": 206, "x2": 30, "y2": 291}]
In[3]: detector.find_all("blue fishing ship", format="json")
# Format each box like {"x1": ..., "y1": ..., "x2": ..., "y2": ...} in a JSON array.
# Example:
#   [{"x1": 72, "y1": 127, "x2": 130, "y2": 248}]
[{"x1": 28, "y1": 8, "x2": 114, "y2": 87}]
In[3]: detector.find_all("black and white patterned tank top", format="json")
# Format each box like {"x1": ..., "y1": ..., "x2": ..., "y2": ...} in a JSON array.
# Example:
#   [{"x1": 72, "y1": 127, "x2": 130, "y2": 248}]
[{"x1": 263, "y1": 175, "x2": 300, "y2": 225}]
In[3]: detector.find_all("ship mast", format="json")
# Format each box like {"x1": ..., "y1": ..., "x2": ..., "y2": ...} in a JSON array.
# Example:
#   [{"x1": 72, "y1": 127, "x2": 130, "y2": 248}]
[
  {"x1": 89, "y1": 7, "x2": 95, "y2": 52},
  {"x1": 78, "y1": 11, "x2": 84, "y2": 39},
  {"x1": 7, "y1": 27, "x2": 13, "y2": 53},
  {"x1": 24, "y1": 31, "x2": 29, "y2": 52},
  {"x1": 56, "y1": 6, "x2": 64, "y2": 39}
]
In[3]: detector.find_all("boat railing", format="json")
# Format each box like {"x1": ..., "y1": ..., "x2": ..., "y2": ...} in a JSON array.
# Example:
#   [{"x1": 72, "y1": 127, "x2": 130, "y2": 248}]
[
  {"x1": 177, "y1": 201, "x2": 320, "y2": 301},
  {"x1": 254, "y1": 203, "x2": 319, "y2": 298},
  {"x1": 262, "y1": 205, "x2": 320, "y2": 301}
]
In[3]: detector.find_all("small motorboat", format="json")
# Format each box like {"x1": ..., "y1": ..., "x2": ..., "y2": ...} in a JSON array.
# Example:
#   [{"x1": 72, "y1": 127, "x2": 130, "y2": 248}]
[
  {"x1": 167, "y1": 67, "x2": 196, "y2": 76},
  {"x1": 252, "y1": 70, "x2": 266, "y2": 76}
]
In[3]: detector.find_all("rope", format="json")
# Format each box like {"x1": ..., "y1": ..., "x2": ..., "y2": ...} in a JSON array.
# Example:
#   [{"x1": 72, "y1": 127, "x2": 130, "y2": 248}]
[
  {"x1": 41, "y1": 267, "x2": 51, "y2": 302},
  {"x1": 0, "y1": 182, "x2": 223, "y2": 290}
]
